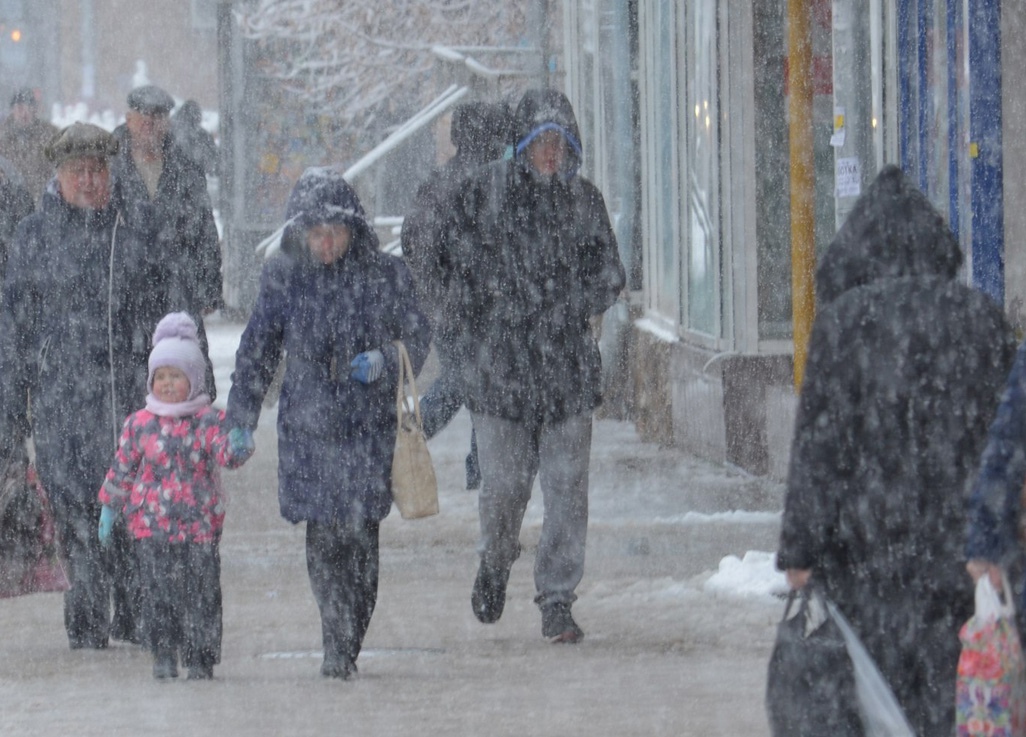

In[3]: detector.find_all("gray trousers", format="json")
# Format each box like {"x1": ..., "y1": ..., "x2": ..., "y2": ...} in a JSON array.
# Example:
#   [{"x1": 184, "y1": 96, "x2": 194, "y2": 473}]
[{"x1": 471, "y1": 411, "x2": 592, "y2": 609}]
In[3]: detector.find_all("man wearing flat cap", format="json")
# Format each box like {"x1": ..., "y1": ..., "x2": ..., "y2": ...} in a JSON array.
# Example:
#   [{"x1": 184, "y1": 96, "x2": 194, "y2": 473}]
[
  {"x1": 0, "y1": 121, "x2": 172, "y2": 650},
  {"x1": 113, "y1": 84, "x2": 222, "y2": 318},
  {"x1": 0, "y1": 87, "x2": 59, "y2": 202}
]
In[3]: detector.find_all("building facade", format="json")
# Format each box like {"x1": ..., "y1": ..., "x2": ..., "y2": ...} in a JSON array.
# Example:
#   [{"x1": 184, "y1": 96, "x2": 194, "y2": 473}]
[{"x1": 558, "y1": 0, "x2": 1026, "y2": 478}]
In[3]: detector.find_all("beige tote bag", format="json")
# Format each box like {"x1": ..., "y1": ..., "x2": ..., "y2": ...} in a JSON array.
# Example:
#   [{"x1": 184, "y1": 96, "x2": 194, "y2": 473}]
[{"x1": 391, "y1": 341, "x2": 439, "y2": 519}]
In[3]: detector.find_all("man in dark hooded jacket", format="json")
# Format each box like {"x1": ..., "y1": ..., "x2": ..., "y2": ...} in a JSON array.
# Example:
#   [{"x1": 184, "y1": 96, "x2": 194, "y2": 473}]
[
  {"x1": 0, "y1": 122, "x2": 170, "y2": 650},
  {"x1": 401, "y1": 101, "x2": 511, "y2": 489},
  {"x1": 403, "y1": 101, "x2": 510, "y2": 322},
  {"x1": 442, "y1": 89, "x2": 625, "y2": 644},
  {"x1": 776, "y1": 165, "x2": 1017, "y2": 736}
]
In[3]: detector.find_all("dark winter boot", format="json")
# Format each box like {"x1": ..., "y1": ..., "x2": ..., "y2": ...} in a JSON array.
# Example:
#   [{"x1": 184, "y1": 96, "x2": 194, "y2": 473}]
[
  {"x1": 68, "y1": 630, "x2": 109, "y2": 650},
  {"x1": 187, "y1": 656, "x2": 214, "y2": 680},
  {"x1": 541, "y1": 602, "x2": 584, "y2": 644},
  {"x1": 471, "y1": 560, "x2": 511, "y2": 624},
  {"x1": 321, "y1": 653, "x2": 357, "y2": 680},
  {"x1": 153, "y1": 649, "x2": 179, "y2": 679},
  {"x1": 109, "y1": 612, "x2": 142, "y2": 645},
  {"x1": 187, "y1": 665, "x2": 213, "y2": 680}
]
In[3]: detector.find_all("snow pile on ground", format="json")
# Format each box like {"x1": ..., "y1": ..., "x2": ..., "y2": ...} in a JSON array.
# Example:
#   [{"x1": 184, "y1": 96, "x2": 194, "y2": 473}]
[
  {"x1": 670, "y1": 510, "x2": 781, "y2": 525},
  {"x1": 704, "y1": 550, "x2": 787, "y2": 599}
]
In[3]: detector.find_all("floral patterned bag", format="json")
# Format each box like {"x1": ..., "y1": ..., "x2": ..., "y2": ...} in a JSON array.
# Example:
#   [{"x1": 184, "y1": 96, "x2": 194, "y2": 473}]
[{"x1": 957, "y1": 573, "x2": 1026, "y2": 737}]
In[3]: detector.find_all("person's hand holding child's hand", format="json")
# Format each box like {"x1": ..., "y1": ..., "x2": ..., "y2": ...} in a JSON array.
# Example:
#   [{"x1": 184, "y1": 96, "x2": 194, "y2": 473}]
[{"x1": 228, "y1": 427, "x2": 255, "y2": 463}]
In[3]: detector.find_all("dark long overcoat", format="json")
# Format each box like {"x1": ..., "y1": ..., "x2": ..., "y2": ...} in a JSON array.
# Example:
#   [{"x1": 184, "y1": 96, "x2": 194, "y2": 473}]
[
  {"x1": 111, "y1": 125, "x2": 222, "y2": 315},
  {"x1": 776, "y1": 165, "x2": 1018, "y2": 735},
  {"x1": 0, "y1": 188, "x2": 168, "y2": 502},
  {"x1": 226, "y1": 170, "x2": 430, "y2": 525}
]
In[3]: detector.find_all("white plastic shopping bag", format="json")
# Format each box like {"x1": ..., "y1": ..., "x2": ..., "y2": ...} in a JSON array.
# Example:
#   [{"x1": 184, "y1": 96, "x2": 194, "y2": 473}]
[{"x1": 825, "y1": 601, "x2": 916, "y2": 737}]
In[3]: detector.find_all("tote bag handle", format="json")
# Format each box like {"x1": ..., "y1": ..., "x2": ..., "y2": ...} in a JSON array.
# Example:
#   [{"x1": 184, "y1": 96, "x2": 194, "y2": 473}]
[{"x1": 394, "y1": 340, "x2": 423, "y2": 431}]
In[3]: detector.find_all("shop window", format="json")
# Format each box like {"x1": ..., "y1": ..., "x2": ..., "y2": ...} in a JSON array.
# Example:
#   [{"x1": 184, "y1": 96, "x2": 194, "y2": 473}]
[
  {"x1": 640, "y1": 0, "x2": 682, "y2": 325},
  {"x1": 684, "y1": 1, "x2": 720, "y2": 338}
]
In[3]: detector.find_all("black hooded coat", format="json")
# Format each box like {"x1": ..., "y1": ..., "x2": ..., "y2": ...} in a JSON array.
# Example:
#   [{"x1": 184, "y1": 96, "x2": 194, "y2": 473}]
[
  {"x1": 441, "y1": 89, "x2": 625, "y2": 424},
  {"x1": 401, "y1": 101, "x2": 509, "y2": 332},
  {"x1": 776, "y1": 166, "x2": 1017, "y2": 735}
]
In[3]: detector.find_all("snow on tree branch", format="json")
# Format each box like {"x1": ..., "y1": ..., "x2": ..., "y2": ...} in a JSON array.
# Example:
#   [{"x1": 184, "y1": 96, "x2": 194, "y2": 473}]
[{"x1": 236, "y1": 0, "x2": 530, "y2": 133}]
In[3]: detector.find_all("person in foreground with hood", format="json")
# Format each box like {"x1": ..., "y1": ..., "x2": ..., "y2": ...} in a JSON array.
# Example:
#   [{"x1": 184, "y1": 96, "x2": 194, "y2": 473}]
[
  {"x1": 441, "y1": 89, "x2": 625, "y2": 643},
  {"x1": 225, "y1": 168, "x2": 429, "y2": 680},
  {"x1": 775, "y1": 165, "x2": 1017, "y2": 736}
]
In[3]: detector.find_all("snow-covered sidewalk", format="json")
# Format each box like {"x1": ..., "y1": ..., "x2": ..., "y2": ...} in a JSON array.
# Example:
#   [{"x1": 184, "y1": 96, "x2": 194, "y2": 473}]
[{"x1": 0, "y1": 312, "x2": 789, "y2": 737}]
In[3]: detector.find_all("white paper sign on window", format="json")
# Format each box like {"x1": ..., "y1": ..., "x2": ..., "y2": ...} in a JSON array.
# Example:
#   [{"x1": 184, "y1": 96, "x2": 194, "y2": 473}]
[{"x1": 836, "y1": 156, "x2": 861, "y2": 198}]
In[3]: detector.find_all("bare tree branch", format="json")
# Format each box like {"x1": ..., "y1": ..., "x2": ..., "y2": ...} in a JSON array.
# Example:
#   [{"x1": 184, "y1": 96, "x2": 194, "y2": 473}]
[{"x1": 236, "y1": 0, "x2": 530, "y2": 137}]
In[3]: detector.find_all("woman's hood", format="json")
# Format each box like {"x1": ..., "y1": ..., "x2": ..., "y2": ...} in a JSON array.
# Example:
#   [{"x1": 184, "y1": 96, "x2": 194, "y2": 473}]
[
  {"x1": 280, "y1": 166, "x2": 378, "y2": 259},
  {"x1": 815, "y1": 165, "x2": 963, "y2": 307}
]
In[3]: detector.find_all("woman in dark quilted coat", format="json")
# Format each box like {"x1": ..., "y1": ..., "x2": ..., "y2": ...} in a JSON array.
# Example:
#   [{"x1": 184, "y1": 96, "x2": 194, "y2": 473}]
[
  {"x1": 225, "y1": 167, "x2": 429, "y2": 680},
  {"x1": 776, "y1": 165, "x2": 1017, "y2": 736}
]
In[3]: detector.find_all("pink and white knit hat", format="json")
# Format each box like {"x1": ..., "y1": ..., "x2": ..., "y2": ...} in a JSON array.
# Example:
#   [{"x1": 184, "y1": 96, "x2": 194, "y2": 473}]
[{"x1": 147, "y1": 312, "x2": 206, "y2": 400}]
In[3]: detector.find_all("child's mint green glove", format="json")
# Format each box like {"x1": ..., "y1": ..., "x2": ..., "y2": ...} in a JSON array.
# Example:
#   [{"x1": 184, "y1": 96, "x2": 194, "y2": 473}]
[
  {"x1": 98, "y1": 505, "x2": 117, "y2": 547},
  {"x1": 227, "y1": 427, "x2": 255, "y2": 462}
]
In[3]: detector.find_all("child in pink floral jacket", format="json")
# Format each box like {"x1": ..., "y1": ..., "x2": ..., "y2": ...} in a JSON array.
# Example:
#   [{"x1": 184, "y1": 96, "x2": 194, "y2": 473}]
[{"x1": 97, "y1": 312, "x2": 253, "y2": 680}]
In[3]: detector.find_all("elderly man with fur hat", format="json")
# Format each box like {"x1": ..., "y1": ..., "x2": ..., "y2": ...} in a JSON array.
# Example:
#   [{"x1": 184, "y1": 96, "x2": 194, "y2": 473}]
[{"x1": 0, "y1": 121, "x2": 172, "y2": 650}]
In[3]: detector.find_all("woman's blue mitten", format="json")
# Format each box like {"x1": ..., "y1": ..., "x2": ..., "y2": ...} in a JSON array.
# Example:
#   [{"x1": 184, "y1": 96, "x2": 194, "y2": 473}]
[{"x1": 350, "y1": 349, "x2": 385, "y2": 384}]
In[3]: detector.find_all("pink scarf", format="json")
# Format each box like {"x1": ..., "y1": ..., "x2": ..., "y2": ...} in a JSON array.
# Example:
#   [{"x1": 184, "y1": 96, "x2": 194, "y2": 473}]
[{"x1": 144, "y1": 393, "x2": 212, "y2": 418}]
